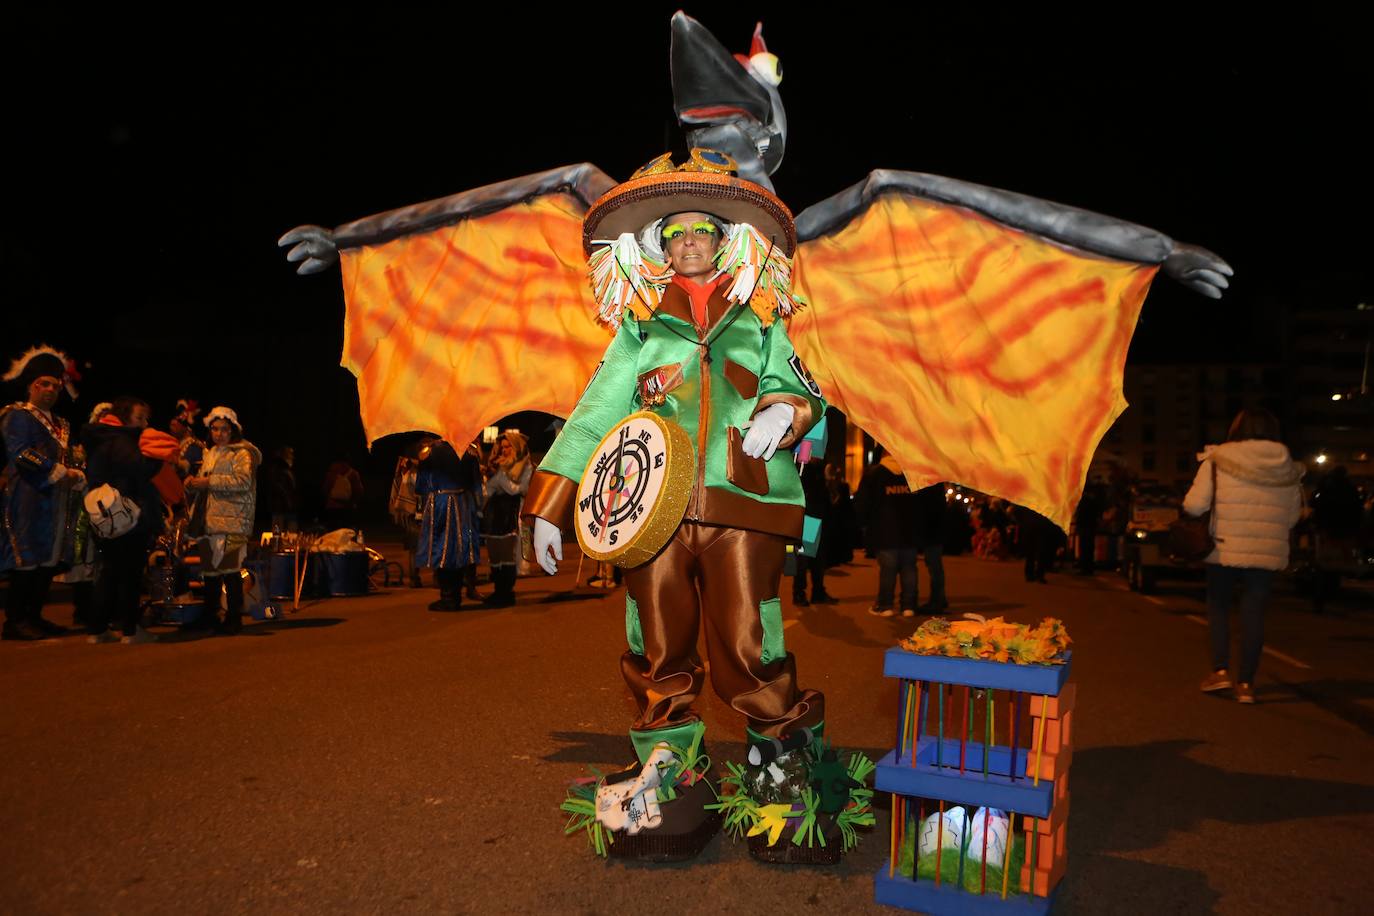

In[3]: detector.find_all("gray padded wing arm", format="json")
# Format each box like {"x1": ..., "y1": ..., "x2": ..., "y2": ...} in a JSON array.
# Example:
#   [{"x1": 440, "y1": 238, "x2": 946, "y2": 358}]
[
  {"x1": 278, "y1": 162, "x2": 617, "y2": 276},
  {"x1": 795, "y1": 170, "x2": 1232, "y2": 298}
]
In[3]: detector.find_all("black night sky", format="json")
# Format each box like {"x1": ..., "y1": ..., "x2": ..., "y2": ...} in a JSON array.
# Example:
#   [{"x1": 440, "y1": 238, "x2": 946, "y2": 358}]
[{"x1": 7, "y1": 9, "x2": 1369, "y2": 513}]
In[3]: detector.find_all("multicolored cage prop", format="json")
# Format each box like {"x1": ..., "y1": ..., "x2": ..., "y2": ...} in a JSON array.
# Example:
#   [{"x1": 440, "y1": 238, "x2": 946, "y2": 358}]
[{"x1": 875, "y1": 648, "x2": 1074, "y2": 914}]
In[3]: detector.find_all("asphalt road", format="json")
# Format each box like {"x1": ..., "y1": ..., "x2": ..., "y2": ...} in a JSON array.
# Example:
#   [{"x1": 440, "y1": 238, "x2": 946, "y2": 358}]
[{"x1": 3, "y1": 551, "x2": 1372, "y2": 915}]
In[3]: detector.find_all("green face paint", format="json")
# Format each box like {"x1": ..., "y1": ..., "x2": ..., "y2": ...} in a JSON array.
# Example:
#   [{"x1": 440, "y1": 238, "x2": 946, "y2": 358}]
[{"x1": 662, "y1": 221, "x2": 719, "y2": 244}]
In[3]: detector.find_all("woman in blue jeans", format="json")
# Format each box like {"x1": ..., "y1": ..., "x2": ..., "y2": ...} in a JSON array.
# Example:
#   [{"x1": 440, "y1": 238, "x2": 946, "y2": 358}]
[{"x1": 1183, "y1": 409, "x2": 1303, "y2": 704}]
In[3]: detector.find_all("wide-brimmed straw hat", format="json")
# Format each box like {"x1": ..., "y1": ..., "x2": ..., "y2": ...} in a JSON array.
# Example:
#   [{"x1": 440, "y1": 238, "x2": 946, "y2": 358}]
[{"x1": 581, "y1": 148, "x2": 796, "y2": 257}]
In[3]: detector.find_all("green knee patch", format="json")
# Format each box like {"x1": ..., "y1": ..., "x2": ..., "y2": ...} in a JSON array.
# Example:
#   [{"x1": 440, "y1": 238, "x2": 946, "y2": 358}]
[
  {"x1": 759, "y1": 597, "x2": 784, "y2": 665},
  {"x1": 625, "y1": 595, "x2": 644, "y2": 656}
]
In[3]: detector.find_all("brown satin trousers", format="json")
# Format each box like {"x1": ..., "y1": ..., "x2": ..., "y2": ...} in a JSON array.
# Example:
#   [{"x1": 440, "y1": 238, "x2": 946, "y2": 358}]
[{"x1": 621, "y1": 522, "x2": 824, "y2": 745}]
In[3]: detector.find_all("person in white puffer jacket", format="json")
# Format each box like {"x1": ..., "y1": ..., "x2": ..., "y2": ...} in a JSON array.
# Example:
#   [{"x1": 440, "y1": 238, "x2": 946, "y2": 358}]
[{"x1": 1183, "y1": 409, "x2": 1304, "y2": 704}]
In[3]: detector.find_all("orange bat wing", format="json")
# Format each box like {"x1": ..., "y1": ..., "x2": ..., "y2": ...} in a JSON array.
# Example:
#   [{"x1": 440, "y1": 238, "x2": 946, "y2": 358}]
[
  {"x1": 338, "y1": 193, "x2": 611, "y2": 451},
  {"x1": 791, "y1": 194, "x2": 1157, "y2": 530}
]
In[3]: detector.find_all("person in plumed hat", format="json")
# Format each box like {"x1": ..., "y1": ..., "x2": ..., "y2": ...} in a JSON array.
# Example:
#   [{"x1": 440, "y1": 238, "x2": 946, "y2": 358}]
[
  {"x1": 2, "y1": 345, "x2": 85, "y2": 640},
  {"x1": 184, "y1": 406, "x2": 261, "y2": 635}
]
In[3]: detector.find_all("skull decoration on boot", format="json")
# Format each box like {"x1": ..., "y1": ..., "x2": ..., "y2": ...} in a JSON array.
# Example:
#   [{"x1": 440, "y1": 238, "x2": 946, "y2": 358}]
[{"x1": 594, "y1": 745, "x2": 677, "y2": 836}]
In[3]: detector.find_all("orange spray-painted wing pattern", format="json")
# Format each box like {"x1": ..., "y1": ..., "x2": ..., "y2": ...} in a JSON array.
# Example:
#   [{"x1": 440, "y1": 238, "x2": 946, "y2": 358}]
[
  {"x1": 338, "y1": 194, "x2": 611, "y2": 449},
  {"x1": 791, "y1": 195, "x2": 1156, "y2": 529}
]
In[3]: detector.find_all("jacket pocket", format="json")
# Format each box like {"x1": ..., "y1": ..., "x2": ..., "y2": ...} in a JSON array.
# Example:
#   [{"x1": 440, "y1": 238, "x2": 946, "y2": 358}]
[
  {"x1": 727, "y1": 426, "x2": 770, "y2": 496},
  {"x1": 723, "y1": 359, "x2": 759, "y2": 399}
]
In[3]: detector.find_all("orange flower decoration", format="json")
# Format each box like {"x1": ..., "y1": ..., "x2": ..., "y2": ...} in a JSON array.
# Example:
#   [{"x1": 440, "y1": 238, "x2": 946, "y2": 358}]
[{"x1": 899, "y1": 615, "x2": 1070, "y2": 666}]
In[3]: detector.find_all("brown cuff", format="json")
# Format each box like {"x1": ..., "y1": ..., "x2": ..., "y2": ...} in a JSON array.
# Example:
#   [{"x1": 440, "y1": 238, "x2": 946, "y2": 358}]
[
  {"x1": 522, "y1": 470, "x2": 577, "y2": 530},
  {"x1": 753, "y1": 393, "x2": 815, "y2": 451}
]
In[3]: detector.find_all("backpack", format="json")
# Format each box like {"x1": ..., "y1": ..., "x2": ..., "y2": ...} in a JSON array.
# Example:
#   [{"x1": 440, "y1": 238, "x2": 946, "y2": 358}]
[
  {"x1": 84, "y1": 484, "x2": 141, "y2": 539},
  {"x1": 328, "y1": 472, "x2": 355, "y2": 504}
]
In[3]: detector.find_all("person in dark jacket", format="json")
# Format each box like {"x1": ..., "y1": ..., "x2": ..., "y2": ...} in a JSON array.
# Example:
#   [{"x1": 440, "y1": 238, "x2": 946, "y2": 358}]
[
  {"x1": 914, "y1": 483, "x2": 949, "y2": 613},
  {"x1": 856, "y1": 445, "x2": 920, "y2": 617},
  {"x1": 83, "y1": 396, "x2": 164, "y2": 644},
  {"x1": 1016, "y1": 504, "x2": 1060, "y2": 584},
  {"x1": 792, "y1": 461, "x2": 837, "y2": 606},
  {"x1": 322, "y1": 457, "x2": 363, "y2": 531},
  {"x1": 2, "y1": 347, "x2": 85, "y2": 640},
  {"x1": 823, "y1": 463, "x2": 856, "y2": 568},
  {"x1": 1074, "y1": 481, "x2": 1104, "y2": 574},
  {"x1": 264, "y1": 446, "x2": 299, "y2": 532}
]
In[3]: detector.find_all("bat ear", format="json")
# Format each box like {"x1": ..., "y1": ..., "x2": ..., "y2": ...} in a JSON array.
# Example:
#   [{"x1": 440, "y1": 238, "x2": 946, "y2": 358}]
[{"x1": 750, "y1": 22, "x2": 767, "y2": 56}]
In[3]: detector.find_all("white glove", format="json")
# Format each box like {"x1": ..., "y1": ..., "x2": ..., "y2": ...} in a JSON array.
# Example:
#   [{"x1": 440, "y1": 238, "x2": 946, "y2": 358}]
[
  {"x1": 740, "y1": 402, "x2": 795, "y2": 461},
  {"x1": 533, "y1": 516, "x2": 563, "y2": 575}
]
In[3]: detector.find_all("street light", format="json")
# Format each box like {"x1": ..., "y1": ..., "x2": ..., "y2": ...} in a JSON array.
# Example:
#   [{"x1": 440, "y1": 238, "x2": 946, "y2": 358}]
[
  {"x1": 1315, "y1": 453, "x2": 1328, "y2": 465},
  {"x1": 1332, "y1": 393, "x2": 1343, "y2": 401}
]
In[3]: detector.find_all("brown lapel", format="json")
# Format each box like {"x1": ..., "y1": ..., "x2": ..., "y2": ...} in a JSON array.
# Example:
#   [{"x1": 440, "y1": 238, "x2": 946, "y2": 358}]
[
  {"x1": 702, "y1": 286, "x2": 738, "y2": 335},
  {"x1": 657, "y1": 283, "x2": 695, "y2": 327}
]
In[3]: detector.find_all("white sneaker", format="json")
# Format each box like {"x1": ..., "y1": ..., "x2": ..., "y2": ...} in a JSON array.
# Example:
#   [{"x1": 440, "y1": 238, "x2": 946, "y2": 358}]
[
  {"x1": 867, "y1": 606, "x2": 895, "y2": 618},
  {"x1": 121, "y1": 626, "x2": 159, "y2": 645},
  {"x1": 87, "y1": 629, "x2": 119, "y2": 644}
]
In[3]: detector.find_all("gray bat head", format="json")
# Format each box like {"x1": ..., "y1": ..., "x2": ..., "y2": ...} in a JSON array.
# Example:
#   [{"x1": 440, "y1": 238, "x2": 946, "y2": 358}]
[{"x1": 670, "y1": 12, "x2": 787, "y2": 191}]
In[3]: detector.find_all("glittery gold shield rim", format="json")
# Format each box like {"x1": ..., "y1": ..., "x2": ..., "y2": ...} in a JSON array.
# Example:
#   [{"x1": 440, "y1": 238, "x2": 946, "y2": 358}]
[
  {"x1": 575, "y1": 411, "x2": 695, "y2": 569},
  {"x1": 582, "y1": 171, "x2": 796, "y2": 257}
]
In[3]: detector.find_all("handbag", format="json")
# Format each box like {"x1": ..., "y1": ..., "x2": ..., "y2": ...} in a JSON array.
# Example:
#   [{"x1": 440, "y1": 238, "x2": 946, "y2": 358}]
[
  {"x1": 84, "y1": 484, "x2": 141, "y2": 539},
  {"x1": 1166, "y1": 460, "x2": 1217, "y2": 562}
]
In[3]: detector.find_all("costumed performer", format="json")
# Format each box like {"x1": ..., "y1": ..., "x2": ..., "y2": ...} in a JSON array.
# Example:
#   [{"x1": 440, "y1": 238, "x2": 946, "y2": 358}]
[
  {"x1": 415, "y1": 437, "x2": 481, "y2": 610},
  {"x1": 524, "y1": 150, "x2": 833, "y2": 857},
  {"x1": 169, "y1": 399, "x2": 205, "y2": 479},
  {"x1": 482, "y1": 430, "x2": 531, "y2": 608},
  {"x1": 1, "y1": 346, "x2": 85, "y2": 640},
  {"x1": 184, "y1": 406, "x2": 261, "y2": 635}
]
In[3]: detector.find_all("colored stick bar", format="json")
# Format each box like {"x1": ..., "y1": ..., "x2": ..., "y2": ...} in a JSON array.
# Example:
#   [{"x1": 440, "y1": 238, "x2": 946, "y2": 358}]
[
  {"x1": 984, "y1": 688, "x2": 993, "y2": 777},
  {"x1": 910, "y1": 680, "x2": 922, "y2": 768},
  {"x1": 980, "y1": 805, "x2": 989, "y2": 894},
  {"x1": 957, "y1": 806, "x2": 968, "y2": 890},
  {"x1": 960, "y1": 685, "x2": 969, "y2": 775},
  {"x1": 889, "y1": 792, "x2": 899, "y2": 878},
  {"x1": 1009, "y1": 691, "x2": 1020, "y2": 781},
  {"x1": 895, "y1": 679, "x2": 908, "y2": 760},
  {"x1": 935, "y1": 799, "x2": 945, "y2": 886},
  {"x1": 937, "y1": 683, "x2": 945, "y2": 768},
  {"x1": 1033, "y1": 697, "x2": 1048, "y2": 787},
  {"x1": 1001, "y1": 812, "x2": 1013, "y2": 899}
]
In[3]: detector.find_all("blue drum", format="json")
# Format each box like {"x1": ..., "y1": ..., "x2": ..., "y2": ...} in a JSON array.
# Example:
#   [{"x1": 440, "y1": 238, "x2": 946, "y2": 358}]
[
  {"x1": 318, "y1": 551, "x2": 370, "y2": 597},
  {"x1": 269, "y1": 552, "x2": 319, "y2": 600}
]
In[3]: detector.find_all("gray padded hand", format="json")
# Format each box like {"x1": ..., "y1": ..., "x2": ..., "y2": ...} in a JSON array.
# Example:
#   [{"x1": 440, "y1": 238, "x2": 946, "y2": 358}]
[
  {"x1": 1164, "y1": 243, "x2": 1233, "y2": 300},
  {"x1": 278, "y1": 225, "x2": 339, "y2": 275}
]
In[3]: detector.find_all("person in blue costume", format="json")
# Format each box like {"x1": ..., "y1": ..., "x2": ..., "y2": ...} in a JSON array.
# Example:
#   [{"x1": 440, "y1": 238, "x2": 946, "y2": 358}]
[
  {"x1": 2, "y1": 346, "x2": 85, "y2": 640},
  {"x1": 415, "y1": 437, "x2": 481, "y2": 610}
]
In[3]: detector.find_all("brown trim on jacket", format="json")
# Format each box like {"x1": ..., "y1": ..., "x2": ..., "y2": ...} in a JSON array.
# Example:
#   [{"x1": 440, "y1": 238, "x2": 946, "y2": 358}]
[
  {"x1": 690, "y1": 486, "x2": 804, "y2": 539},
  {"x1": 753, "y1": 393, "x2": 814, "y2": 450},
  {"x1": 522, "y1": 470, "x2": 577, "y2": 529}
]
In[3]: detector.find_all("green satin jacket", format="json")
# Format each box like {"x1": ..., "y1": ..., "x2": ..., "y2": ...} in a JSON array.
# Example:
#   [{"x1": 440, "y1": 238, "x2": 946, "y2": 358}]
[{"x1": 524, "y1": 278, "x2": 825, "y2": 539}]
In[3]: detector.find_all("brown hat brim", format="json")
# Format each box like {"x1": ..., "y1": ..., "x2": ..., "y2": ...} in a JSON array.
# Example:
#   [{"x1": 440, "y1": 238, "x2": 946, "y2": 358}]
[{"x1": 583, "y1": 172, "x2": 795, "y2": 257}]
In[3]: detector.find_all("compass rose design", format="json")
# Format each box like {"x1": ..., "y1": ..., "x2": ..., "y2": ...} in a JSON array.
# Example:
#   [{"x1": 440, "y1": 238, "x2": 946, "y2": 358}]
[{"x1": 575, "y1": 412, "x2": 695, "y2": 567}]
